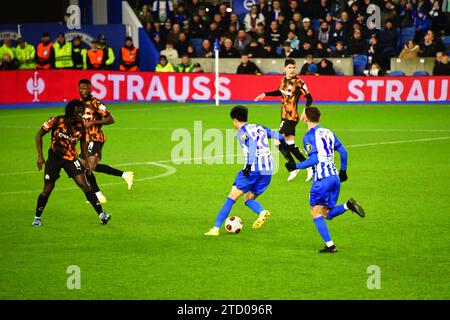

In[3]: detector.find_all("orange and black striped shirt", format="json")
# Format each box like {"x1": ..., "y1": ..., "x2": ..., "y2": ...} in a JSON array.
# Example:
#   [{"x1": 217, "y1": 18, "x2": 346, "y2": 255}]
[
  {"x1": 265, "y1": 75, "x2": 312, "y2": 122},
  {"x1": 82, "y1": 96, "x2": 110, "y2": 142},
  {"x1": 41, "y1": 116, "x2": 85, "y2": 161}
]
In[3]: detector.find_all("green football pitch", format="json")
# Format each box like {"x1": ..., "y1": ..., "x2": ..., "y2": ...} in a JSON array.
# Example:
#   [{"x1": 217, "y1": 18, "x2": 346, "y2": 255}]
[{"x1": 0, "y1": 102, "x2": 449, "y2": 300}]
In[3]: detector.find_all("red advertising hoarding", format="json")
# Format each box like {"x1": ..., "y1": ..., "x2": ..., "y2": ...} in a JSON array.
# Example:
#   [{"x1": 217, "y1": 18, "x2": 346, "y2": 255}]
[{"x1": 0, "y1": 70, "x2": 448, "y2": 104}]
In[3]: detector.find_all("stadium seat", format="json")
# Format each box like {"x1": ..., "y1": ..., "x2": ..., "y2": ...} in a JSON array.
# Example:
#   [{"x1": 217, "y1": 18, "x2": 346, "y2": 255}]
[
  {"x1": 311, "y1": 19, "x2": 320, "y2": 31},
  {"x1": 443, "y1": 36, "x2": 450, "y2": 51},
  {"x1": 412, "y1": 71, "x2": 429, "y2": 76},
  {"x1": 190, "y1": 38, "x2": 203, "y2": 56},
  {"x1": 353, "y1": 54, "x2": 368, "y2": 76},
  {"x1": 388, "y1": 71, "x2": 405, "y2": 76},
  {"x1": 265, "y1": 72, "x2": 281, "y2": 75},
  {"x1": 336, "y1": 71, "x2": 345, "y2": 76},
  {"x1": 400, "y1": 27, "x2": 415, "y2": 48},
  {"x1": 276, "y1": 46, "x2": 284, "y2": 56}
]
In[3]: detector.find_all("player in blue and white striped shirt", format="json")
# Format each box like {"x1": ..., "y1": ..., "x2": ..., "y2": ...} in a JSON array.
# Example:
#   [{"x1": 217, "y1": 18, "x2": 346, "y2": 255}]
[
  {"x1": 286, "y1": 107, "x2": 366, "y2": 253},
  {"x1": 205, "y1": 105, "x2": 286, "y2": 236}
]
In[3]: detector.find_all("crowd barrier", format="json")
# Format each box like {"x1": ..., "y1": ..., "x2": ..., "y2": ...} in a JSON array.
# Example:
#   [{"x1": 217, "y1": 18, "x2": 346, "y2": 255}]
[{"x1": 0, "y1": 70, "x2": 448, "y2": 105}]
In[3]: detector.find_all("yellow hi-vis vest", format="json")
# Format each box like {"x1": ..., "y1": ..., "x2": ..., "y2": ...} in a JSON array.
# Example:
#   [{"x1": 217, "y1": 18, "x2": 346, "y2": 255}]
[{"x1": 53, "y1": 41, "x2": 73, "y2": 68}]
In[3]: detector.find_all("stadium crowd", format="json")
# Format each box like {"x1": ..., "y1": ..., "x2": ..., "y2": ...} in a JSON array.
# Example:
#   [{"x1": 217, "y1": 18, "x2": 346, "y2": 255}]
[{"x1": 1, "y1": 0, "x2": 449, "y2": 75}]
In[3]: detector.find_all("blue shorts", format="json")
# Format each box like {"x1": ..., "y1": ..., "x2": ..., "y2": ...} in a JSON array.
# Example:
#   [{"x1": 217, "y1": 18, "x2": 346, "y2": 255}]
[
  {"x1": 233, "y1": 171, "x2": 272, "y2": 195},
  {"x1": 309, "y1": 175, "x2": 341, "y2": 207}
]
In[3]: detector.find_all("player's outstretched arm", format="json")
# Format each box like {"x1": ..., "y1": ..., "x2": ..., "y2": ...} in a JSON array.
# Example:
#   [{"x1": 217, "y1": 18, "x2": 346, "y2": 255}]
[
  {"x1": 285, "y1": 153, "x2": 319, "y2": 172},
  {"x1": 35, "y1": 128, "x2": 47, "y2": 171},
  {"x1": 336, "y1": 145, "x2": 348, "y2": 182},
  {"x1": 254, "y1": 93, "x2": 266, "y2": 101}
]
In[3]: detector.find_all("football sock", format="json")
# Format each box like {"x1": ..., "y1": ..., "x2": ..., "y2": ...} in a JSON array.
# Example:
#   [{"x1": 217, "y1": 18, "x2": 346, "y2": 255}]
[
  {"x1": 86, "y1": 173, "x2": 100, "y2": 193},
  {"x1": 326, "y1": 204, "x2": 347, "y2": 220},
  {"x1": 245, "y1": 199, "x2": 264, "y2": 215},
  {"x1": 35, "y1": 193, "x2": 49, "y2": 218},
  {"x1": 278, "y1": 146, "x2": 296, "y2": 164},
  {"x1": 313, "y1": 216, "x2": 333, "y2": 245},
  {"x1": 289, "y1": 144, "x2": 306, "y2": 162},
  {"x1": 84, "y1": 191, "x2": 103, "y2": 215},
  {"x1": 214, "y1": 197, "x2": 235, "y2": 228},
  {"x1": 95, "y1": 164, "x2": 124, "y2": 177}
]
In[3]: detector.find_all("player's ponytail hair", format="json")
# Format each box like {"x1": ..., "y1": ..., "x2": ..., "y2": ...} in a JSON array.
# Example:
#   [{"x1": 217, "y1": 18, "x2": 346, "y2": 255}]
[{"x1": 230, "y1": 105, "x2": 248, "y2": 122}]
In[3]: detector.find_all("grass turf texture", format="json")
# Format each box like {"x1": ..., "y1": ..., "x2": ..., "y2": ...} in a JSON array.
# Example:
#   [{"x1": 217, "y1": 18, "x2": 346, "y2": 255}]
[{"x1": 0, "y1": 103, "x2": 449, "y2": 300}]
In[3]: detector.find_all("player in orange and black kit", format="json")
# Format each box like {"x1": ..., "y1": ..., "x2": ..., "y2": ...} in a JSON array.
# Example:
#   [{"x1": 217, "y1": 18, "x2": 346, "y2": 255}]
[
  {"x1": 32, "y1": 99, "x2": 111, "y2": 226},
  {"x1": 78, "y1": 79, "x2": 134, "y2": 203},
  {"x1": 254, "y1": 58, "x2": 314, "y2": 182}
]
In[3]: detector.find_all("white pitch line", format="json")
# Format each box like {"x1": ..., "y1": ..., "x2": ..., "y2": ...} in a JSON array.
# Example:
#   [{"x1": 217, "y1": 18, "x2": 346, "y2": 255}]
[{"x1": 346, "y1": 136, "x2": 450, "y2": 148}]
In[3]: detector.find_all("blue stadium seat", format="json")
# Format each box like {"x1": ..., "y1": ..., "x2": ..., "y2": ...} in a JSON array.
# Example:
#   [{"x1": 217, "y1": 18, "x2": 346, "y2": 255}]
[
  {"x1": 265, "y1": 72, "x2": 281, "y2": 75},
  {"x1": 412, "y1": 71, "x2": 429, "y2": 76},
  {"x1": 336, "y1": 71, "x2": 345, "y2": 76},
  {"x1": 400, "y1": 27, "x2": 415, "y2": 48},
  {"x1": 311, "y1": 19, "x2": 320, "y2": 31},
  {"x1": 353, "y1": 54, "x2": 368, "y2": 76},
  {"x1": 190, "y1": 38, "x2": 203, "y2": 56},
  {"x1": 276, "y1": 46, "x2": 284, "y2": 56},
  {"x1": 443, "y1": 36, "x2": 450, "y2": 51},
  {"x1": 388, "y1": 71, "x2": 405, "y2": 76}
]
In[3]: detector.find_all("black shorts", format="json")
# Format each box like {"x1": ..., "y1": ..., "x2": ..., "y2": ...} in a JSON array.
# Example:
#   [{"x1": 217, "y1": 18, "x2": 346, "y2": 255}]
[
  {"x1": 44, "y1": 150, "x2": 85, "y2": 183},
  {"x1": 279, "y1": 119, "x2": 298, "y2": 136},
  {"x1": 87, "y1": 141, "x2": 104, "y2": 160}
]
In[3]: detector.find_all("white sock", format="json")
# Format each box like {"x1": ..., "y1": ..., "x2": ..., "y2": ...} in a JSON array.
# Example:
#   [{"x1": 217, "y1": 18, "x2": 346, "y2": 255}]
[
  {"x1": 122, "y1": 172, "x2": 126, "y2": 178},
  {"x1": 326, "y1": 240, "x2": 334, "y2": 247},
  {"x1": 343, "y1": 203, "x2": 349, "y2": 210},
  {"x1": 213, "y1": 227, "x2": 219, "y2": 231},
  {"x1": 95, "y1": 191, "x2": 104, "y2": 197},
  {"x1": 34, "y1": 216, "x2": 41, "y2": 219}
]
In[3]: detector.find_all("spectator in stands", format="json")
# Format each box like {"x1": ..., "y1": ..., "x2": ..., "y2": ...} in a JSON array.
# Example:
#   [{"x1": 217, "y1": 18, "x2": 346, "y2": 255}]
[
  {"x1": 413, "y1": 7, "x2": 431, "y2": 43},
  {"x1": 15, "y1": 37, "x2": 35, "y2": 70},
  {"x1": 329, "y1": 20, "x2": 347, "y2": 47},
  {"x1": 429, "y1": 1, "x2": 446, "y2": 34},
  {"x1": 299, "y1": 41, "x2": 316, "y2": 57},
  {"x1": 199, "y1": 39, "x2": 214, "y2": 58},
  {"x1": 339, "y1": 10, "x2": 352, "y2": 35},
  {"x1": 269, "y1": 0, "x2": 285, "y2": 22},
  {"x1": 207, "y1": 22, "x2": 220, "y2": 43},
  {"x1": 168, "y1": 23, "x2": 181, "y2": 45},
  {"x1": 120, "y1": 36, "x2": 139, "y2": 71},
  {"x1": 285, "y1": 0, "x2": 299, "y2": 22},
  {"x1": 331, "y1": 40, "x2": 349, "y2": 58},
  {"x1": 220, "y1": 38, "x2": 240, "y2": 58},
  {"x1": 276, "y1": 13, "x2": 289, "y2": 37},
  {"x1": 258, "y1": 0, "x2": 271, "y2": 21},
  {"x1": 185, "y1": 44, "x2": 197, "y2": 58},
  {"x1": 229, "y1": 13, "x2": 242, "y2": 31},
  {"x1": 316, "y1": 42, "x2": 331, "y2": 57},
  {"x1": 433, "y1": 51, "x2": 450, "y2": 75},
  {"x1": 71, "y1": 35, "x2": 85, "y2": 70},
  {"x1": 379, "y1": 19, "x2": 398, "y2": 65},
  {"x1": 299, "y1": 17, "x2": 312, "y2": 42},
  {"x1": 247, "y1": 39, "x2": 267, "y2": 58},
  {"x1": 86, "y1": 40, "x2": 105, "y2": 70},
  {"x1": 152, "y1": 0, "x2": 174, "y2": 23},
  {"x1": 366, "y1": 35, "x2": 381, "y2": 65},
  {"x1": 299, "y1": 0, "x2": 314, "y2": 21},
  {"x1": 399, "y1": 0, "x2": 415, "y2": 28},
  {"x1": 318, "y1": 21, "x2": 331, "y2": 45},
  {"x1": 53, "y1": 33, "x2": 73, "y2": 69},
  {"x1": 176, "y1": 54, "x2": 194, "y2": 72},
  {"x1": 36, "y1": 32, "x2": 54, "y2": 70},
  {"x1": 316, "y1": 58, "x2": 335, "y2": 75},
  {"x1": 363, "y1": 63, "x2": 386, "y2": 76},
  {"x1": 399, "y1": 40, "x2": 420, "y2": 59},
  {"x1": 234, "y1": 29, "x2": 252, "y2": 55},
  {"x1": 291, "y1": 12, "x2": 303, "y2": 32},
  {"x1": 192, "y1": 62, "x2": 203, "y2": 73},
  {"x1": 190, "y1": 15, "x2": 206, "y2": 39},
  {"x1": 244, "y1": 5, "x2": 266, "y2": 34},
  {"x1": 300, "y1": 54, "x2": 318, "y2": 75},
  {"x1": 212, "y1": 13, "x2": 227, "y2": 36},
  {"x1": 198, "y1": 6, "x2": 210, "y2": 25},
  {"x1": 281, "y1": 41, "x2": 300, "y2": 58},
  {"x1": 152, "y1": 34, "x2": 164, "y2": 52},
  {"x1": 0, "y1": 37, "x2": 16, "y2": 67},
  {"x1": 218, "y1": 3, "x2": 231, "y2": 26},
  {"x1": 236, "y1": 53, "x2": 262, "y2": 75},
  {"x1": 98, "y1": 34, "x2": 115, "y2": 70},
  {"x1": 224, "y1": 24, "x2": 238, "y2": 43},
  {"x1": 263, "y1": 43, "x2": 279, "y2": 58},
  {"x1": 160, "y1": 40, "x2": 179, "y2": 59},
  {"x1": 348, "y1": 29, "x2": 366, "y2": 56},
  {"x1": 174, "y1": 4, "x2": 188, "y2": 25},
  {"x1": 186, "y1": 0, "x2": 202, "y2": 17},
  {"x1": 0, "y1": 52, "x2": 16, "y2": 70},
  {"x1": 254, "y1": 22, "x2": 266, "y2": 40},
  {"x1": 381, "y1": 0, "x2": 398, "y2": 28},
  {"x1": 139, "y1": 4, "x2": 154, "y2": 26},
  {"x1": 155, "y1": 55, "x2": 175, "y2": 72},
  {"x1": 420, "y1": 30, "x2": 444, "y2": 57},
  {"x1": 175, "y1": 32, "x2": 190, "y2": 57},
  {"x1": 286, "y1": 31, "x2": 300, "y2": 50}
]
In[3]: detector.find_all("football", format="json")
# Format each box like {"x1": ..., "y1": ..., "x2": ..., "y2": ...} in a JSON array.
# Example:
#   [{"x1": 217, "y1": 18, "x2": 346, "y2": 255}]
[{"x1": 224, "y1": 216, "x2": 243, "y2": 234}]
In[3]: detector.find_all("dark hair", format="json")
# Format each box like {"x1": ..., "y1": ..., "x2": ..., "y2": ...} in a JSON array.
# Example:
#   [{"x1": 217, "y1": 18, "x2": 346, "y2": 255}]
[
  {"x1": 78, "y1": 78, "x2": 91, "y2": 86},
  {"x1": 64, "y1": 99, "x2": 85, "y2": 126},
  {"x1": 230, "y1": 105, "x2": 248, "y2": 122},
  {"x1": 304, "y1": 107, "x2": 321, "y2": 122},
  {"x1": 284, "y1": 58, "x2": 296, "y2": 66}
]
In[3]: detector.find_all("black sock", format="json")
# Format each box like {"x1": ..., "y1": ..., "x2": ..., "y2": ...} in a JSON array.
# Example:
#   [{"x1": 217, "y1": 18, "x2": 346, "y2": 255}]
[
  {"x1": 278, "y1": 146, "x2": 296, "y2": 163},
  {"x1": 289, "y1": 144, "x2": 306, "y2": 162},
  {"x1": 95, "y1": 164, "x2": 124, "y2": 177},
  {"x1": 86, "y1": 173, "x2": 100, "y2": 193},
  {"x1": 84, "y1": 191, "x2": 103, "y2": 215},
  {"x1": 35, "y1": 193, "x2": 49, "y2": 217}
]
